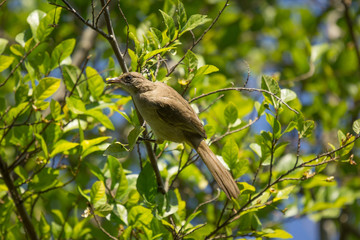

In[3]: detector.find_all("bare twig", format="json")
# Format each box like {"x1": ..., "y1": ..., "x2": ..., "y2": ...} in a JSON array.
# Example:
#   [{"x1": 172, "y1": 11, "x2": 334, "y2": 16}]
[
  {"x1": 210, "y1": 117, "x2": 260, "y2": 144},
  {"x1": 281, "y1": 62, "x2": 315, "y2": 84},
  {"x1": 190, "y1": 87, "x2": 299, "y2": 114},
  {"x1": 96, "y1": 0, "x2": 111, "y2": 28},
  {"x1": 294, "y1": 133, "x2": 301, "y2": 167},
  {"x1": 0, "y1": 0, "x2": 7, "y2": 8},
  {"x1": 242, "y1": 60, "x2": 251, "y2": 87}
]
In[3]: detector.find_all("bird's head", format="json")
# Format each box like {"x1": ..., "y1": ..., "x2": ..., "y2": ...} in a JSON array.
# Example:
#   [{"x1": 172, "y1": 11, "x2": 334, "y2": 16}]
[{"x1": 106, "y1": 72, "x2": 151, "y2": 95}]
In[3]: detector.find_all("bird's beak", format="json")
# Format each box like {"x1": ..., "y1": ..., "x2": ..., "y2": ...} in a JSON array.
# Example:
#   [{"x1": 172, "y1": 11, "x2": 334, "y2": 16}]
[{"x1": 106, "y1": 77, "x2": 121, "y2": 84}]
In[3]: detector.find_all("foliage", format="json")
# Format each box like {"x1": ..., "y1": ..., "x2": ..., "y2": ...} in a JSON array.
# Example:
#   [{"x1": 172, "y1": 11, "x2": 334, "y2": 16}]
[{"x1": 0, "y1": 0, "x2": 359, "y2": 239}]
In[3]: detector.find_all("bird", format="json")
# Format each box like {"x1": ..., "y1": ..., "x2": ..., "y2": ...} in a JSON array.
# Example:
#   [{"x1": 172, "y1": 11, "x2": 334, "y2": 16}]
[{"x1": 107, "y1": 72, "x2": 240, "y2": 199}]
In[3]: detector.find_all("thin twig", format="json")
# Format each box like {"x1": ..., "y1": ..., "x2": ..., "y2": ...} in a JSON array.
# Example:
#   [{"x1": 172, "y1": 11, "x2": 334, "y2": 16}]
[
  {"x1": 96, "y1": 0, "x2": 111, "y2": 28},
  {"x1": 294, "y1": 133, "x2": 301, "y2": 167},
  {"x1": 99, "y1": 0, "x2": 128, "y2": 73},
  {"x1": 242, "y1": 60, "x2": 251, "y2": 87},
  {"x1": 68, "y1": 55, "x2": 91, "y2": 98},
  {"x1": 210, "y1": 117, "x2": 260, "y2": 144},
  {"x1": 190, "y1": 87, "x2": 299, "y2": 114},
  {"x1": 117, "y1": 0, "x2": 130, "y2": 57},
  {"x1": 0, "y1": 0, "x2": 7, "y2": 8}
]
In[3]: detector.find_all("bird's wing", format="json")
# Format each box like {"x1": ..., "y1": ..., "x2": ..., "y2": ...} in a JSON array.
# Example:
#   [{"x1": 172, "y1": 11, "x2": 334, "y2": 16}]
[{"x1": 146, "y1": 83, "x2": 207, "y2": 139}]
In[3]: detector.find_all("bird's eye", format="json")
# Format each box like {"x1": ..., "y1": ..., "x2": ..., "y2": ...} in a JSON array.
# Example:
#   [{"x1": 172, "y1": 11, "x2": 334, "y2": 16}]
[{"x1": 123, "y1": 75, "x2": 133, "y2": 83}]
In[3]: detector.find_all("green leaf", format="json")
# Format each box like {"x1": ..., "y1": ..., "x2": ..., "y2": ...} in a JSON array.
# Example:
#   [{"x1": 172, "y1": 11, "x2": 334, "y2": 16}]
[
  {"x1": 39, "y1": 213, "x2": 51, "y2": 239},
  {"x1": 143, "y1": 47, "x2": 175, "y2": 62},
  {"x1": 222, "y1": 139, "x2": 239, "y2": 170},
  {"x1": 78, "y1": 186, "x2": 90, "y2": 202},
  {"x1": 50, "y1": 39, "x2": 76, "y2": 69},
  {"x1": 0, "y1": 38, "x2": 8, "y2": 55},
  {"x1": 353, "y1": 119, "x2": 360, "y2": 134},
  {"x1": 0, "y1": 55, "x2": 14, "y2": 73},
  {"x1": 86, "y1": 109, "x2": 115, "y2": 130},
  {"x1": 128, "y1": 126, "x2": 145, "y2": 151},
  {"x1": 50, "y1": 140, "x2": 79, "y2": 157},
  {"x1": 273, "y1": 185, "x2": 295, "y2": 202},
  {"x1": 14, "y1": 166, "x2": 28, "y2": 181},
  {"x1": 15, "y1": 84, "x2": 29, "y2": 104},
  {"x1": 177, "y1": 1, "x2": 187, "y2": 29},
  {"x1": 50, "y1": 99, "x2": 61, "y2": 120},
  {"x1": 183, "y1": 50, "x2": 198, "y2": 79},
  {"x1": 250, "y1": 143, "x2": 262, "y2": 157},
  {"x1": 195, "y1": 64, "x2": 218, "y2": 76},
  {"x1": 37, "y1": 7, "x2": 62, "y2": 41},
  {"x1": 66, "y1": 96, "x2": 86, "y2": 114},
  {"x1": 81, "y1": 136, "x2": 110, "y2": 154},
  {"x1": 156, "y1": 190, "x2": 179, "y2": 218},
  {"x1": 86, "y1": 66, "x2": 104, "y2": 99},
  {"x1": 107, "y1": 155, "x2": 128, "y2": 190},
  {"x1": 136, "y1": 162, "x2": 158, "y2": 203},
  {"x1": 27, "y1": 10, "x2": 46, "y2": 39},
  {"x1": 34, "y1": 77, "x2": 61, "y2": 101},
  {"x1": 224, "y1": 103, "x2": 238, "y2": 125},
  {"x1": 51, "y1": 209, "x2": 65, "y2": 224},
  {"x1": 300, "y1": 120, "x2": 314, "y2": 138},
  {"x1": 128, "y1": 49, "x2": 138, "y2": 71},
  {"x1": 159, "y1": 10, "x2": 176, "y2": 40},
  {"x1": 104, "y1": 142, "x2": 129, "y2": 158},
  {"x1": 261, "y1": 75, "x2": 281, "y2": 109},
  {"x1": 128, "y1": 206, "x2": 153, "y2": 227},
  {"x1": 281, "y1": 89, "x2": 297, "y2": 102},
  {"x1": 62, "y1": 65, "x2": 87, "y2": 98},
  {"x1": 183, "y1": 211, "x2": 202, "y2": 231},
  {"x1": 266, "y1": 113, "x2": 281, "y2": 139},
  {"x1": 31, "y1": 168, "x2": 59, "y2": 191},
  {"x1": 238, "y1": 182, "x2": 256, "y2": 194},
  {"x1": 262, "y1": 229, "x2": 293, "y2": 239},
  {"x1": 180, "y1": 14, "x2": 211, "y2": 35},
  {"x1": 10, "y1": 44, "x2": 25, "y2": 57},
  {"x1": 90, "y1": 181, "x2": 107, "y2": 209},
  {"x1": 113, "y1": 204, "x2": 128, "y2": 225},
  {"x1": 35, "y1": 133, "x2": 48, "y2": 158}
]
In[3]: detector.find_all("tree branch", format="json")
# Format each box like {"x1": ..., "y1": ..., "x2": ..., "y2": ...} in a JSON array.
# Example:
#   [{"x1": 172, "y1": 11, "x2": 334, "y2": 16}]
[{"x1": 0, "y1": 156, "x2": 39, "y2": 240}]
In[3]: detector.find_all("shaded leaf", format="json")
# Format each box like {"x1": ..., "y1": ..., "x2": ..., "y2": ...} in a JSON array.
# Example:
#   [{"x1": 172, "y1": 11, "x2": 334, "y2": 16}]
[{"x1": 136, "y1": 162, "x2": 157, "y2": 203}]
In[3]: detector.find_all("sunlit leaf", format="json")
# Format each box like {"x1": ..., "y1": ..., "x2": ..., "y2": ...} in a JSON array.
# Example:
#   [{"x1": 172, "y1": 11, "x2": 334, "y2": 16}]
[
  {"x1": 90, "y1": 181, "x2": 107, "y2": 209},
  {"x1": 34, "y1": 77, "x2": 61, "y2": 101},
  {"x1": 180, "y1": 14, "x2": 211, "y2": 35}
]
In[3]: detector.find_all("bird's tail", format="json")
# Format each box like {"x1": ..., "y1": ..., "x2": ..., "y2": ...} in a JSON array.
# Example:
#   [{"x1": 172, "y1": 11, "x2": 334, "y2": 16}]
[{"x1": 190, "y1": 139, "x2": 240, "y2": 199}]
